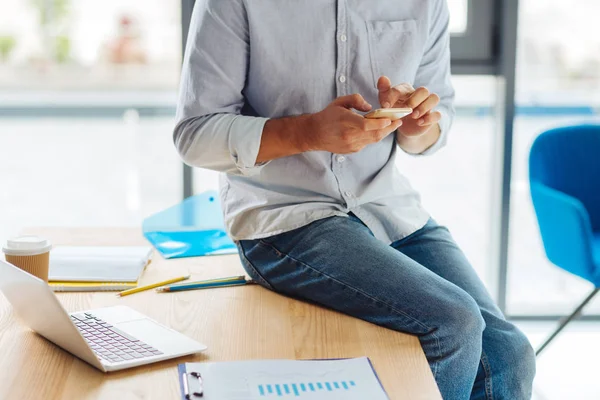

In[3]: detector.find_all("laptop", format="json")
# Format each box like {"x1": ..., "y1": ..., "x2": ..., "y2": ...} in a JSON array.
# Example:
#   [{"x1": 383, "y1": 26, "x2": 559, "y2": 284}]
[{"x1": 0, "y1": 259, "x2": 207, "y2": 372}]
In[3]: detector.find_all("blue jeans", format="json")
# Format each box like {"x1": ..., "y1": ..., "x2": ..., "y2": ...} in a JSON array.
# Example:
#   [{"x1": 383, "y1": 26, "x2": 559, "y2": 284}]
[{"x1": 237, "y1": 216, "x2": 536, "y2": 399}]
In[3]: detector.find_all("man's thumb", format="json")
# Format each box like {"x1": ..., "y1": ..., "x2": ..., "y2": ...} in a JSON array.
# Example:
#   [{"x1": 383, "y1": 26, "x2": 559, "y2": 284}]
[{"x1": 332, "y1": 93, "x2": 372, "y2": 111}]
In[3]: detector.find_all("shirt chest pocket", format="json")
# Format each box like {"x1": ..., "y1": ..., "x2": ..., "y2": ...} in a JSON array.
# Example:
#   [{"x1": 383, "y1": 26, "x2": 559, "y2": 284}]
[{"x1": 365, "y1": 20, "x2": 421, "y2": 88}]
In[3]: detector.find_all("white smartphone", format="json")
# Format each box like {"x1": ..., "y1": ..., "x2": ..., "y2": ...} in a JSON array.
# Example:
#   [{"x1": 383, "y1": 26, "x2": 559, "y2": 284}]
[{"x1": 365, "y1": 108, "x2": 413, "y2": 121}]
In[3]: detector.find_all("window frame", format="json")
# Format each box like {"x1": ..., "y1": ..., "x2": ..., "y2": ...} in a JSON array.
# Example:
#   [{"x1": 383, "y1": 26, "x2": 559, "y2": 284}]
[{"x1": 450, "y1": 0, "x2": 497, "y2": 65}]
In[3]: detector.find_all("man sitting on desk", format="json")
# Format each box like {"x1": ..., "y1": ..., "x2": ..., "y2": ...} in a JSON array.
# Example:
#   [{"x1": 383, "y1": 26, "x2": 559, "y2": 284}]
[{"x1": 173, "y1": 1, "x2": 536, "y2": 399}]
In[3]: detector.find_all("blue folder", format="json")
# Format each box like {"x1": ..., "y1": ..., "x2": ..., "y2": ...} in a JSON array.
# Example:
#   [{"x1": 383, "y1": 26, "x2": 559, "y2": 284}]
[{"x1": 142, "y1": 191, "x2": 237, "y2": 259}]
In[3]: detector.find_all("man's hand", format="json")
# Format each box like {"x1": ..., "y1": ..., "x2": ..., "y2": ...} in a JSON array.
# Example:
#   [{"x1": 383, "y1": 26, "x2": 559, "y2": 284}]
[
  {"x1": 257, "y1": 93, "x2": 403, "y2": 163},
  {"x1": 303, "y1": 94, "x2": 403, "y2": 154},
  {"x1": 377, "y1": 76, "x2": 442, "y2": 154}
]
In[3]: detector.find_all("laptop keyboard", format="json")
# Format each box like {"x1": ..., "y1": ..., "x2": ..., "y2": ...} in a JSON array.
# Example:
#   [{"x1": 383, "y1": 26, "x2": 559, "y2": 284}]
[{"x1": 70, "y1": 312, "x2": 163, "y2": 364}]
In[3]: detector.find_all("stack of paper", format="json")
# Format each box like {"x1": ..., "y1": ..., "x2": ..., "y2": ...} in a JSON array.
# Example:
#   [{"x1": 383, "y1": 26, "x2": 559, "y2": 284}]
[{"x1": 48, "y1": 246, "x2": 153, "y2": 292}]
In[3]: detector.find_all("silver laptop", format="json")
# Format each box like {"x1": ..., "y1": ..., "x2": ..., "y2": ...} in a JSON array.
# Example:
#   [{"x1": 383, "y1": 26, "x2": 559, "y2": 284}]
[{"x1": 0, "y1": 259, "x2": 207, "y2": 372}]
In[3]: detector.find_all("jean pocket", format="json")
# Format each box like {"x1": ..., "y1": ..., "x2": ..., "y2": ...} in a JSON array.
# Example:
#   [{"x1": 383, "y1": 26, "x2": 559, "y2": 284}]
[
  {"x1": 236, "y1": 241, "x2": 275, "y2": 290},
  {"x1": 365, "y1": 19, "x2": 420, "y2": 88}
]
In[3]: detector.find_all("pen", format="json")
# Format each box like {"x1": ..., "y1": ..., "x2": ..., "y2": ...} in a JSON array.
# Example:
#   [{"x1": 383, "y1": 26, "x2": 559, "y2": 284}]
[
  {"x1": 117, "y1": 275, "x2": 190, "y2": 297},
  {"x1": 156, "y1": 278, "x2": 252, "y2": 293}
]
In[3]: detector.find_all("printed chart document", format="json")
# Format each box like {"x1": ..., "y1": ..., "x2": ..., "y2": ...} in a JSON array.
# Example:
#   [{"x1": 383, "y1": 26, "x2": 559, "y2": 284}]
[{"x1": 179, "y1": 357, "x2": 389, "y2": 400}]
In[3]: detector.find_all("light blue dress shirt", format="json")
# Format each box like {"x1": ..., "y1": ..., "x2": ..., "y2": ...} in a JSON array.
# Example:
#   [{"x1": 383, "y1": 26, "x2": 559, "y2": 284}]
[{"x1": 174, "y1": 0, "x2": 455, "y2": 242}]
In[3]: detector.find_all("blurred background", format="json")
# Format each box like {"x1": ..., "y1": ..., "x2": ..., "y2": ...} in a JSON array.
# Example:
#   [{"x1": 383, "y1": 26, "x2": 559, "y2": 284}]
[{"x1": 1, "y1": 0, "x2": 599, "y2": 398}]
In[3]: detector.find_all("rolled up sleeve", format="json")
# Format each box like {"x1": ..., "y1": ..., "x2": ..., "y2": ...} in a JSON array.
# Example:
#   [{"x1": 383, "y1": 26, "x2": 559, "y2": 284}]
[
  {"x1": 173, "y1": 0, "x2": 269, "y2": 176},
  {"x1": 413, "y1": 0, "x2": 455, "y2": 156}
]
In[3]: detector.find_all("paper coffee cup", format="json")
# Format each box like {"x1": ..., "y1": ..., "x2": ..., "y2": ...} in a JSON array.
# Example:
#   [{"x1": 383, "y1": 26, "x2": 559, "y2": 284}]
[{"x1": 2, "y1": 236, "x2": 52, "y2": 282}]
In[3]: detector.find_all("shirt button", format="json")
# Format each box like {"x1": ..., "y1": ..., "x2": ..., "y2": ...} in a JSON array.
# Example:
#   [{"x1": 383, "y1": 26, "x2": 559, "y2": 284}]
[
  {"x1": 344, "y1": 191, "x2": 352, "y2": 197},
  {"x1": 339, "y1": 75, "x2": 346, "y2": 83},
  {"x1": 337, "y1": 155, "x2": 346, "y2": 163},
  {"x1": 340, "y1": 34, "x2": 347, "y2": 42}
]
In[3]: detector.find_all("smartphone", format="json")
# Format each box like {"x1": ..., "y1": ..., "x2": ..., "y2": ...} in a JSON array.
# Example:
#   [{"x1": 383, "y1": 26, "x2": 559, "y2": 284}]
[{"x1": 365, "y1": 108, "x2": 413, "y2": 121}]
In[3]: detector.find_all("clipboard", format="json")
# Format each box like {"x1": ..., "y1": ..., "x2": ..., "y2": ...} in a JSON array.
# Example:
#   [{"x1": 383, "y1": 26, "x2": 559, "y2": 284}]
[
  {"x1": 179, "y1": 363, "x2": 203, "y2": 399},
  {"x1": 177, "y1": 358, "x2": 390, "y2": 400}
]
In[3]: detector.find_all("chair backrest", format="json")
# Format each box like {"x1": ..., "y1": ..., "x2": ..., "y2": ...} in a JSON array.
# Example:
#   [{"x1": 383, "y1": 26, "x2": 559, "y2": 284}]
[{"x1": 529, "y1": 124, "x2": 600, "y2": 232}]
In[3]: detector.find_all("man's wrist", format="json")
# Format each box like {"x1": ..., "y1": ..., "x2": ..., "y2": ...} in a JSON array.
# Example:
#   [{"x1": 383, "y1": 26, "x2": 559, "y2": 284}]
[
  {"x1": 396, "y1": 129, "x2": 427, "y2": 141},
  {"x1": 396, "y1": 124, "x2": 441, "y2": 154},
  {"x1": 289, "y1": 114, "x2": 317, "y2": 153},
  {"x1": 258, "y1": 114, "x2": 317, "y2": 163}
]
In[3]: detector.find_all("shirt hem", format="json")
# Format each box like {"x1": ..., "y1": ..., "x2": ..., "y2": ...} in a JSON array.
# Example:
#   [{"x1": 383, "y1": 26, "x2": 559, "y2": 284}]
[
  {"x1": 385, "y1": 212, "x2": 431, "y2": 245},
  {"x1": 229, "y1": 211, "x2": 350, "y2": 242}
]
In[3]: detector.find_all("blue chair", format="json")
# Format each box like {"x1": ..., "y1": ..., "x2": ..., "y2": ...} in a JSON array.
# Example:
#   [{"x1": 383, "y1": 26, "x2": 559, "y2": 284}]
[{"x1": 529, "y1": 124, "x2": 600, "y2": 356}]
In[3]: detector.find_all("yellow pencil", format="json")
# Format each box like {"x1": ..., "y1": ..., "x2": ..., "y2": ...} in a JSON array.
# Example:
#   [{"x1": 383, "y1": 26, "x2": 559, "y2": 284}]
[{"x1": 117, "y1": 275, "x2": 190, "y2": 297}]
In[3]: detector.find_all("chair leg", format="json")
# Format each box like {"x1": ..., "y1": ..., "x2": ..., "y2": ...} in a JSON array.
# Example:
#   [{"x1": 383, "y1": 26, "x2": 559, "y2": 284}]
[{"x1": 536, "y1": 288, "x2": 600, "y2": 356}]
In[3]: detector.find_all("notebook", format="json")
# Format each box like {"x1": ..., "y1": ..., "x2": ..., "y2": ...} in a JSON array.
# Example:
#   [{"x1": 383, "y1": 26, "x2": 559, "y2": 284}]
[
  {"x1": 49, "y1": 281, "x2": 137, "y2": 292},
  {"x1": 178, "y1": 357, "x2": 389, "y2": 400},
  {"x1": 48, "y1": 246, "x2": 152, "y2": 283}
]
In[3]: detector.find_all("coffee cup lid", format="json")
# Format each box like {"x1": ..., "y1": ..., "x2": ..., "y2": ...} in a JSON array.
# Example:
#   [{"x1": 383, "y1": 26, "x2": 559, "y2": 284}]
[{"x1": 2, "y1": 236, "x2": 52, "y2": 256}]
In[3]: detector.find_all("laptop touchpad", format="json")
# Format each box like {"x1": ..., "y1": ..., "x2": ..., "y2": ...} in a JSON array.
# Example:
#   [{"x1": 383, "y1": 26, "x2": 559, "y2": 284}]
[{"x1": 117, "y1": 319, "x2": 180, "y2": 349}]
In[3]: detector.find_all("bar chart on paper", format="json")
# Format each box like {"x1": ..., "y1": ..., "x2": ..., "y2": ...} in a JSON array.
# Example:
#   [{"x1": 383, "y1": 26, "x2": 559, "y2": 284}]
[
  {"x1": 246, "y1": 359, "x2": 389, "y2": 400},
  {"x1": 256, "y1": 380, "x2": 358, "y2": 397}
]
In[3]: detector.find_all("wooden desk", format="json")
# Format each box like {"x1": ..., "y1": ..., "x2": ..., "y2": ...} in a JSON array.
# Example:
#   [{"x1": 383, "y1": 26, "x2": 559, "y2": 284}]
[{"x1": 0, "y1": 228, "x2": 440, "y2": 400}]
